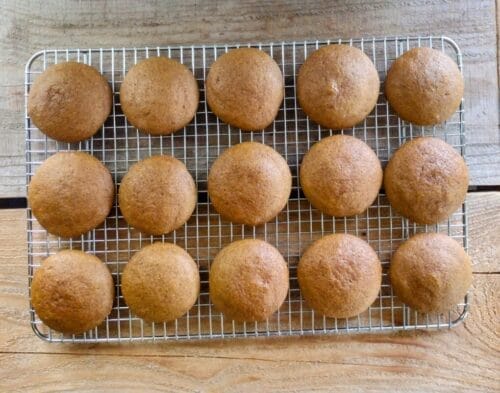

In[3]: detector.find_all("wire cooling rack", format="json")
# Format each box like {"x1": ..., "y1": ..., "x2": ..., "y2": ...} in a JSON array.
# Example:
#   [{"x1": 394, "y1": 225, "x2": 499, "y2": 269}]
[{"x1": 25, "y1": 36, "x2": 468, "y2": 343}]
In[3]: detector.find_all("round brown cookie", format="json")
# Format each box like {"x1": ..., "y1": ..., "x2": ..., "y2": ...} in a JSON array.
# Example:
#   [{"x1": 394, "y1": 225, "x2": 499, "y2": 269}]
[
  {"x1": 28, "y1": 62, "x2": 112, "y2": 142},
  {"x1": 206, "y1": 48, "x2": 283, "y2": 131},
  {"x1": 390, "y1": 233, "x2": 472, "y2": 313},
  {"x1": 385, "y1": 47, "x2": 464, "y2": 125},
  {"x1": 384, "y1": 137, "x2": 468, "y2": 224},
  {"x1": 120, "y1": 57, "x2": 199, "y2": 135},
  {"x1": 118, "y1": 155, "x2": 197, "y2": 235},
  {"x1": 209, "y1": 239, "x2": 289, "y2": 322},
  {"x1": 297, "y1": 44, "x2": 380, "y2": 130},
  {"x1": 208, "y1": 142, "x2": 292, "y2": 226},
  {"x1": 297, "y1": 234, "x2": 381, "y2": 318},
  {"x1": 121, "y1": 242, "x2": 200, "y2": 323},
  {"x1": 31, "y1": 250, "x2": 114, "y2": 335},
  {"x1": 28, "y1": 152, "x2": 114, "y2": 238},
  {"x1": 300, "y1": 134, "x2": 382, "y2": 217}
]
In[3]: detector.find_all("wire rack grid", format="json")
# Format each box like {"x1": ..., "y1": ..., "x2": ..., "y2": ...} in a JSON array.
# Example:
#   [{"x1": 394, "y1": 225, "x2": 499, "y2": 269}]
[{"x1": 25, "y1": 36, "x2": 468, "y2": 343}]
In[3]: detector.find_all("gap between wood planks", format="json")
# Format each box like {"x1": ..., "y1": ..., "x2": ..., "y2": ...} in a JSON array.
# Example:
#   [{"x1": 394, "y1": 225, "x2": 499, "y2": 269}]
[{"x1": 1, "y1": 186, "x2": 499, "y2": 210}]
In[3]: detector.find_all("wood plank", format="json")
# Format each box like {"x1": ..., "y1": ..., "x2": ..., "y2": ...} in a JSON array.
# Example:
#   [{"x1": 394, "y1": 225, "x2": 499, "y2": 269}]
[
  {"x1": 0, "y1": 274, "x2": 497, "y2": 392},
  {"x1": 467, "y1": 192, "x2": 500, "y2": 273},
  {"x1": 498, "y1": 0, "x2": 500, "y2": 83},
  {"x1": 0, "y1": 0, "x2": 498, "y2": 197},
  {"x1": 0, "y1": 193, "x2": 497, "y2": 356},
  {"x1": 0, "y1": 193, "x2": 498, "y2": 390}
]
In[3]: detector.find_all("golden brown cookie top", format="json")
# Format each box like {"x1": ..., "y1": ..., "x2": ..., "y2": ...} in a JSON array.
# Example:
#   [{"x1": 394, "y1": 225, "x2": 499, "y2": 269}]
[
  {"x1": 209, "y1": 239, "x2": 289, "y2": 322},
  {"x1": 385, "y1": 47, "x2": 464, "y2": 125},
  {"x1": 208, "y1": 142, "x2": 292, "y2": 226},
  {"x1": 121, "y1": 242, "x2": 200, "y2": 323},
  {"x1": 300, "y1": 134, "x2": 382, "y2": 217},
  {"x1": 120, "y1": 56, "x2": 199, "y2": 135},
  {"x1": 31, "y1": 250, "x2": 114, "y2": 335},
  {"x1": 384, "y1": 137, "x2": 468, "y2": 224},
  {"x1": 118, "y1": 155, "x2": 197, "y2": 235},
  {"x1": 390, "y1": 233, "x2": 472, "y2": 313},
  {"x1": 28, "y1": 151, "x2": 114, "y2": 238},
  {"x1": 206, "y1": 48, "x2": 284, "y2": 131},
  {"x1": 28, "y1": 62, "x2": 112, "y2": 142},
  {"x1": 298, "y1": 234, "x2": 382, "y2": 318},
  {"x1": 297, "y1": 44, "x2": 380, "y2": 130}
]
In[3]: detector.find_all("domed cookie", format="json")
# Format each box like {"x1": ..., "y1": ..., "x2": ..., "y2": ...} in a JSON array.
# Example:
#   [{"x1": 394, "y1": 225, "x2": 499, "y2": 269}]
[
  {"x1": 390, "y1": 233, "x2": 472, "y2": 313},
  {"x1": 385, "y1": 47, "x2": 464, "y2": 125},
  {"x1": 120, "y1": 57, "x2": 199, "y2": 135},
  {"x1": 208, "y1": 142, "x2": 292, "y2": 226},
  {"x1": 121, "y1": 242, "x2": 200, "y2": 323},
  {"x1": 209, "y1": 239, "x2": 289, "y2": 322},
  {"x1": 28, "y1": 152, "x2": 114, "y2": 238},
  {"x1": 384, "y1": 137, "x2": 468, "y2": 224},
  {"x1": 118, "y1": 155, "x2": 197, "y2": 235},
  {"x1": 297, "y1": 44, "x2": 380, "y2": 129},
  {"x1": 28, "y1": 62, "x2": 112, "y2": 142},
  {"x1": 31, "y1": 250, "x2": 114, "y2": 335},
  {"x1": 298, "y1": 234, "x2": 382, "y2": 318},
  {"x1": 206, "y1": 48, "x2": 283, "y2": 131},
  {"x1": 300, "y1": 134, "x2": 382, "y2": 217}
]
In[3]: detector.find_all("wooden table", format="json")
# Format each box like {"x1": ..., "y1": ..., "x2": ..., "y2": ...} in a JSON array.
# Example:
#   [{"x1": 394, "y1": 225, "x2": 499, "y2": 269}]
[{"x1": 0, "y1": 1, "x2": 498, "y2": 391}]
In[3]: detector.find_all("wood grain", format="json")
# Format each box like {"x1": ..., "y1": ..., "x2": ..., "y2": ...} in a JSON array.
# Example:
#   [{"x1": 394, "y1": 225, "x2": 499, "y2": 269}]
[
  {"x1": 0, "y1": 193, "x2": 498, "y2": 354},
  {"x1": 0, "y1": 193, "x2": 498, "y2": 391},
  {"x1": 467, "y1": 192, "x2": 500, "y2": 272},
  {"x1": 0, "y1": 275, "x2": 497, "y2": 392},
  {"x1": 0, "y1": 1, "x2": 499, "y2": 390},
  {"x1": 0, "y1": 0, "x2": 499, "y2": 197}
]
